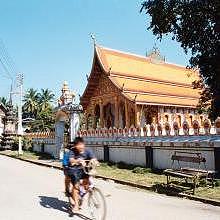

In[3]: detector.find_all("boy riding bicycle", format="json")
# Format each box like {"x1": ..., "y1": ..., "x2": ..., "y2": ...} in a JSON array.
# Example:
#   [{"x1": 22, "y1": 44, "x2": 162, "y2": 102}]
[{"x1": 67, "y1": 137, "x2": 97, "y2": 213}]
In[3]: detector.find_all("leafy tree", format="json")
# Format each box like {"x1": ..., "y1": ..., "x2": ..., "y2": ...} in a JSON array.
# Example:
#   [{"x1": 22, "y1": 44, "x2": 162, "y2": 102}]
[
  {"x1": 0, "y1": 97, "x2": 7, "y2": 106},
  {"x1": 31, "y1": 108, "x2": 55, "y2": 132},
  {"x1": 141, "y1": 0, "x2": 220, "y2": 120}
]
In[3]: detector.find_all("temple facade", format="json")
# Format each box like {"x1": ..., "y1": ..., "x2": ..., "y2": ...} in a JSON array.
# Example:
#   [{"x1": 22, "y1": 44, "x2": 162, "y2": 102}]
[{"x1": 80, "y1": 45, "x2": 204, "y2": 129}]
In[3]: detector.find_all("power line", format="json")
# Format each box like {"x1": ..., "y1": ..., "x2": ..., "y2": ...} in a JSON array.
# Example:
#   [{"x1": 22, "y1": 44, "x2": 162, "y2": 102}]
[
  {"x1": 0, "y1": 57, "x2": 13, "y2": 81},
  {"x1": 0, "y1": 39, "x2": 17, "y2": 75}
]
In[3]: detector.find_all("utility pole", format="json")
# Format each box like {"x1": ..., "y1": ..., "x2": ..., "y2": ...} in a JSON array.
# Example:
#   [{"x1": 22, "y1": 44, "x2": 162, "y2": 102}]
[{"x1": 16, "y1": 73, "x2": 24, "y2": 155}]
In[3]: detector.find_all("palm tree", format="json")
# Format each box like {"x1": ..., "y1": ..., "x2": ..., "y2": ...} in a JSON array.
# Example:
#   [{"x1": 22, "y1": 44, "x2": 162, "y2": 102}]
[
  {"x1": 38, "y1": 89, "x2": 55, "y2": 112},
  {"x1": 23, "y1": 88, "x2": 55, "y2": 132},
  {"x1": 23, "y1": 88, "x2": 39, "y2": 118}
]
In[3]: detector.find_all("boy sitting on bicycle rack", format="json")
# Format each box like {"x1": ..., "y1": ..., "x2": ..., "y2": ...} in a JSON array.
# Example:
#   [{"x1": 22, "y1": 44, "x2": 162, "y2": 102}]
[
  {"x1": 62, "y1": 142, "x2": 73, "y2": 197},
  {"x1": 68, "y1": 137, "x2": 97, "y2": 213}
]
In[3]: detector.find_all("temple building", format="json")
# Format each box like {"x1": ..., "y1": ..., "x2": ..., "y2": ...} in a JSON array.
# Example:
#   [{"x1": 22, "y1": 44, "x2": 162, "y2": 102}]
[{"x1": 80, "y1": 45, "x2": 203, "y2": 129}]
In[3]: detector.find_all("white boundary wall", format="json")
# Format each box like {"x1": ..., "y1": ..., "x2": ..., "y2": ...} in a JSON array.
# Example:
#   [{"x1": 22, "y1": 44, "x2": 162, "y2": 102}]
[
  {"x1": 153, "y1": 147, "x2": 215, "y2": 170},
  {"x1": 108, "y1": 146, "x2": 146, "y2": 166},
  {"x1": 31, "y1": 135, "x2": 220, "y2": 173}
]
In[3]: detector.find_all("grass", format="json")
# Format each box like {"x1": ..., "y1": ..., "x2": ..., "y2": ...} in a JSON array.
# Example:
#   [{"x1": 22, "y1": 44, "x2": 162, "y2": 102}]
[
  {"x1": 97, "y1": 162, "x2": 220, "y2": 201},
  {"x1": 1, "y1": 150, "x2": 220, "y2": 202},
  {"x1": 97, "y1": 162, "x2": 166, "y2": 186},
  {"x1": 0, "y1": 149, "x2": 54, "y2": 160},
  {"x1": 195, "y1": 186, "x2": 220, "y2": 201}
]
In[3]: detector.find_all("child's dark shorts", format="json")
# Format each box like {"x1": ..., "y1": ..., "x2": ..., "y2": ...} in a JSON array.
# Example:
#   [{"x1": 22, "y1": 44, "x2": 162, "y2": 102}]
[{"x1": 67, "y1": 167, "x2": 89, "y2": 185}]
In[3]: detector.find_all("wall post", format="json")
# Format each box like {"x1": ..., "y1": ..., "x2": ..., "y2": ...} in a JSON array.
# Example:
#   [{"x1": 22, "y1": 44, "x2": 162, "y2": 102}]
[
  {"x1": 145, "y1": 146, "x2": 153, "y2": 168},
  {"x1": 104, "y1": 145, "x2": 109, "y2": 162}
]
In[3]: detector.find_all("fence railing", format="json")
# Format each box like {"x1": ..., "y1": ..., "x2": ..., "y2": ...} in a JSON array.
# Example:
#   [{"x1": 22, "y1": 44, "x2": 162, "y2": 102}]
[
  {"x1": 24, "y1": 132, "x2": 55, "y2": 139},
  {"x1": 23, "y1": 117, "x2": 220, "y2": 140},
  {"x1": 78, "y1": 118, "x2": 220, "y2": 138}
]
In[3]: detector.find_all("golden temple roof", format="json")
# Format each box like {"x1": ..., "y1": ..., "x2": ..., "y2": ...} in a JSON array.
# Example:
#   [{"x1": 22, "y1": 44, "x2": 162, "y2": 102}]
[{"x1": 95, "y1": 45, "x2": 200, "y2": 108}]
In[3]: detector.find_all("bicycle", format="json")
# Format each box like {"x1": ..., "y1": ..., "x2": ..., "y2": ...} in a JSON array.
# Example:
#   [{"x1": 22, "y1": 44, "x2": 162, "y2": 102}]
[{"x1": 67, "y1": 160, "x2": 107, "y2": 220}]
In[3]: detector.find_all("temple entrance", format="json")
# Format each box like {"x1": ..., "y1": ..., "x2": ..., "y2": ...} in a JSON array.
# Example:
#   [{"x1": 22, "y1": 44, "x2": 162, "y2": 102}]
[
  {"x1": 142, "y1": 106, "x2": 158, "y2": 125},
  {"x1": 145, "y1": 111, "x2": 153, "y2": 125},
  {"x1": 103, "y1": 103, "x2": 115, "y2": 128}
]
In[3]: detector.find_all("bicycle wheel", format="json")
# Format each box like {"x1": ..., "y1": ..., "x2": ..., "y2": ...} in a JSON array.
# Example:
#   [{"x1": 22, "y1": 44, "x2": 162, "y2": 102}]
[{"x1": 88, "y1": 187, "x2": 107, "y2": 220}]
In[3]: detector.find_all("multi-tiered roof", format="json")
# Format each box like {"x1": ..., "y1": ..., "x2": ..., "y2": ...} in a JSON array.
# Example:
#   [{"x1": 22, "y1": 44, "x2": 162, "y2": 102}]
[{"x1": 81, "y1": 45, "x2": 200, "y2": 108}]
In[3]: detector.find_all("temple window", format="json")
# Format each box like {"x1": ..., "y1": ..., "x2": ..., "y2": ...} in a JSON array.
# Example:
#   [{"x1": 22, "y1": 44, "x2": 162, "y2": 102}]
[
  {"x1": 189, "y1": 115, "x2": 193, "y2": 126},
  {"x1": 200, "y1": 116, "x2": 203, "y2": 125},
  {"x1": 165, "y1": 115, "x2": 169, "y2": 122}
]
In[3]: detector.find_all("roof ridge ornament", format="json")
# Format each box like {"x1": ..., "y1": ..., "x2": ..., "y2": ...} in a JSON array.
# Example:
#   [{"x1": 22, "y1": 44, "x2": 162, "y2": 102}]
[
  {"x1": 146, "y1": 44, "x2": 165, "y2": 64},
  {"x1": 134, "y1": 94, "x2": 138, "y2": 102},
  {"x1": 107, "y1": 66, "x2": 112, "y2": 76},
  {"x1": 121, "y1": 83, "x2": 125, "y2": 91}
]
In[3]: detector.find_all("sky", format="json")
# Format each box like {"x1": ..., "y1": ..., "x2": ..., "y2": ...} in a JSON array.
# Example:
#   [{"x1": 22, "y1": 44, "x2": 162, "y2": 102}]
[{"x1": 0, "y1": 0, "x2": 191, "y2": 103}]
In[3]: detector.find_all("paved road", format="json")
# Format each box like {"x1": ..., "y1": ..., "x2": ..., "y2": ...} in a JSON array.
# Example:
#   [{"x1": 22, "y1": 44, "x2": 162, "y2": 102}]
[{"x1": 0, "y1": 155, "x2": 220, "y2": 220}]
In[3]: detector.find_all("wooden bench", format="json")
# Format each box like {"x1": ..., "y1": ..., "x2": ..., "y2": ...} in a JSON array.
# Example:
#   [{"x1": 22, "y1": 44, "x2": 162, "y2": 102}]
[{"x1": 164, "y1": 151, "x2": 215, "y2": 194}]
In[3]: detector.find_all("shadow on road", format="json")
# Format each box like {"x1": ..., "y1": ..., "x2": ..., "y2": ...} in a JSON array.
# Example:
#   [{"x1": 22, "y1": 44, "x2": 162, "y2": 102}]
[
  {"x1": 39, "y1": 196, "x2": 93, "y2": 220},
  {"x1": 39, "y1": 196, "x2": 69, "y2": 213}
]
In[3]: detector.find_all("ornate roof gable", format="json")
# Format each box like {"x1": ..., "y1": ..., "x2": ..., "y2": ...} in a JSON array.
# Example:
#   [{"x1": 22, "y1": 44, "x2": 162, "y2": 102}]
[{"x1": 81, "y1": 45, "x2": 200, "y2": 108}]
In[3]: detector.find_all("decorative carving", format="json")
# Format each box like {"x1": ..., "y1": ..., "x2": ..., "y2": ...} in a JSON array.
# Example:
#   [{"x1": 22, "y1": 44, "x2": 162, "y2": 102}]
[
  {"x1": 215, "y1": 117, "x2": 220, "y2": 134},
  {"x1": 173, "y1": 121, "x2": 179, "y2": 136},
  {"x1": 143, "y1": 126, "x2": 148, "y2": 136},
  {"x1": 203, "y1": 119, "x2": 211, "y2": 135},
  {"x1": 164, "y1": 122, "x2": 171, "y2": 136},
  {"x1": 157, "y1": 123, "x2": 163, "y2": 136},
  {"x1": 93, "y1": 75, "x2": 118, "y2": 97},
  {"x1": 182, "y1": 121, "x2": 189, "y2": 135},
  {"x1": 150, "y1": 124, "x2": 155, "y2": 136},
  {"x1": 192, "y1": 120, "x2": 200, "y2": 135}
]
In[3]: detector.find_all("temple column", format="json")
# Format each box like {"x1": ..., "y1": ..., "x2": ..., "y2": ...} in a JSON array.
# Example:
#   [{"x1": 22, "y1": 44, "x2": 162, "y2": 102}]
[
  {"x1": 85, "y1": 114, "x2": 88, "y2": 130},
  {"x1": 125, "y1": 100, "x2": 129, "y2": 128},
  {"x1": 114, "y1": 96, "x2": 119, "y2": 128},
  {"x1": 99, "y1": 100, "x2": 104, "y2": 128},
  {"x1": 135, "y1": 104, "x2": 141, "y2": 127}
]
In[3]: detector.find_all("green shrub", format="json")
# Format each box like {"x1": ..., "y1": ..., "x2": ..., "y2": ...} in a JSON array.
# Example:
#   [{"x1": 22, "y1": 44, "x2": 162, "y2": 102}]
[
  {"x1": 215, "y1": 180, "x2": 220, "y2": 187},
  {"x1": 116, "y1": 161, "x2": 133, "y2": 169},
  {"x1": 23, "y1": 137, "x2": 33, "y2": 151}
]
